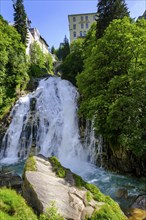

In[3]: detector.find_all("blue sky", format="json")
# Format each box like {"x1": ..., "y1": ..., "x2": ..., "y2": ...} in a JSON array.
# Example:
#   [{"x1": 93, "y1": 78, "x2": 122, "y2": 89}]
[{"x1": 0, "y1": 0, "x2": 146, "y2": 48}]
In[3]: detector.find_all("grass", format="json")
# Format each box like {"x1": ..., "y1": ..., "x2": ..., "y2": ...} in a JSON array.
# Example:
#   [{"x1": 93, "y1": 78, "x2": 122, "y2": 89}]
[{"x1": 0, "y1": 188, "x2": 38, "y2": 220}]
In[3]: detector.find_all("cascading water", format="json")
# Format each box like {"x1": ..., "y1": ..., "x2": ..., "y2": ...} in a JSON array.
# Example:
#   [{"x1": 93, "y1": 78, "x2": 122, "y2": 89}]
[
  {"x1": 0, "y1": 77, "x2": 87, "y2": 166},
  {"x1": 84, "y1": 120, "x2": 103, "y2": 166},
  {"x1": 0, "y1": 76, "x2": 145, "y2": 211}
]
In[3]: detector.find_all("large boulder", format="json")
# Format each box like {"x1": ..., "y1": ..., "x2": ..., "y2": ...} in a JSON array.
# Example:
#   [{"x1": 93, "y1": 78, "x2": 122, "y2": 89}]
[{"x1": 22, "y1": 155, "x2": 127, "y2": 220}]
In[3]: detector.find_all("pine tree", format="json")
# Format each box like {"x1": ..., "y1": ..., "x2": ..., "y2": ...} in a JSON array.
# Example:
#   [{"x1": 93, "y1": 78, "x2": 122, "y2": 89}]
[
  {"x1": 13, "y1": 0, "x2": 28, "y2": 46},
  {"x1": 62, "y1": 35, "x2": 70, "y2": 61},
  {"x1": 51, "y1": 46, "x2": 55, "y2": 54},
  {"x1": 96, "y1": 0, "x2": 129, "y2": 39}
]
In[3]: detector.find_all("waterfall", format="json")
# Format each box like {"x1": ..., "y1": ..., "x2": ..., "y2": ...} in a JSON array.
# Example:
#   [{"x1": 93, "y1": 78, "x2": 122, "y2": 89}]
[
  {"x1": 84, "y1": 120, "x2": 103, "y2": 166},
  {"x1": 1, "y1": 77, "x2": 145, "y2": 211},
  {"x1": 0, "y1": 77, "x2": 88, "y2": 165}
]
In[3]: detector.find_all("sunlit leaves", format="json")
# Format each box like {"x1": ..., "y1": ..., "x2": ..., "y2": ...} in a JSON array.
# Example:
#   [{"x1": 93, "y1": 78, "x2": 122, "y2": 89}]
[{"x1": 77, "y1": 17, "x2": 146, "y2": 155}]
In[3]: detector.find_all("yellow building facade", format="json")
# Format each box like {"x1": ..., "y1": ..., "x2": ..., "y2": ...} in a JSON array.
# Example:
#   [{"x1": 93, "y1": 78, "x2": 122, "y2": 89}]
[{"x1": 68, "y1": 12, "x2": 96, "y2": 43}]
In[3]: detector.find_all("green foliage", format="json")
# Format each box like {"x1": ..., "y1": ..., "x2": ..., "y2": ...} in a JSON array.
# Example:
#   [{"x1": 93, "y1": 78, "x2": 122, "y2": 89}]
[
  {"x1": 73, "y1": 173, "x2": 86, "y2": 188},
  {"x1": 72, "y1": 174, "x2": 126, "y2": 219},
  {"x1": 55, "y1": 36, "x2": 70, "y2": 61},
  {"x1": 39, "y1": 201, "x2": 64, "y2": 220},
  {"x1": 29, "y1": 42, "x2": 53, "y2": 77},
  {"x1": 49, "y1": 156, "x2": 66, "y2": 178},
  {"x1": 24, "y1": 156, "x2": 37, "y2": 173},
  {"x1": 77, "y1": 17, "x2": 146, "y2": 156},
  {"x1": 0, "y1": 16, "x2": 29, "y2": 118},
  {"x1": 86, "y1": 191, "x2": 93, "y2": 202},
  {"x1": 13, "y1": 0, "x2": 28, "y2": 46},
  {"x1": 90, "y1": 204, "x2": 125, "y2": 220},
  {"x1": 96, "y1": 0, "x2": 129, "y2": 39},
  {"x1": 61, "y1": 38, "x2": 84, "y2": 85},
  {"x1": 62, "y1": 35, "x2": 70, "y2": 61},
  {"x1": 51, "y1": 46, "x2": 55, "y2": 54},
  {"x1": 0, "y1": 188, "x2": 38, "y2": 220},
  {"x1": 85, "y1": 183, "x2": 105, "y2": 202}
]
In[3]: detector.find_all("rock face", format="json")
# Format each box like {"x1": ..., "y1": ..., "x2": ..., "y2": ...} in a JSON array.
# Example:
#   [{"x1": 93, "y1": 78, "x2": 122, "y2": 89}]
[
  {"x1": 23, "y1": 155, "x2": 126, "y2": 220},
  {"x1": 0, "y1": 172, "x2": 22, "y2": 192},
  {"x1": 101, "y1": 146, "x2": 146, "y2": 177},
  {"x1": 131, "y1": 195, "x2": 146, "y2": 210}
]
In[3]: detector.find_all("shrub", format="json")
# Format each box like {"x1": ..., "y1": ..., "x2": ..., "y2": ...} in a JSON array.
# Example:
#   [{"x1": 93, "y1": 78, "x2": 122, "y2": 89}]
[{"x1": 39, "y1": 201, "x2": 64, "y2": 220}]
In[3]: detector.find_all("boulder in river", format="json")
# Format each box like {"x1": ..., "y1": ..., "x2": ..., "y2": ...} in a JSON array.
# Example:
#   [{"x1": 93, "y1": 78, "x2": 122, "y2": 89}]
[{"x1": 22, "y1": 155, "x2": 127, "y2": 220}]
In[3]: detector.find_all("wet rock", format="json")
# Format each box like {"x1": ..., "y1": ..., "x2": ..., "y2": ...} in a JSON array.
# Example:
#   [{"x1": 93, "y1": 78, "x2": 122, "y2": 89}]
[
  {"x1": 116, "y1": 188, "x2": 128, "y2": 199},
  {"x1": 0, "y1": 172, "x2": 22, "y2": 192},
  {"x1": 131, "y1": 195, "x2": 146, "y2": 210}
]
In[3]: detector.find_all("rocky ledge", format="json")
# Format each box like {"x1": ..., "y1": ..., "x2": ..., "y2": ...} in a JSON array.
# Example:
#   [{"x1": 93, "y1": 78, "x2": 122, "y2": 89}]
[{"x1": 22, "y1": 155, "x2": 127, "y2": 220}]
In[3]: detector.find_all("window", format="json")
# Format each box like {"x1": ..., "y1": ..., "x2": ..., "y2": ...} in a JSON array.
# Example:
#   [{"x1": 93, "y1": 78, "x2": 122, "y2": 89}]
[
  {"x1": 73, "y1": 17, "x2": 76, "y2": 22},
  {"x1": 73, "y1": 31, "x2": 76, "y2": 38},
  {"x1": 80, "y1": 31, "x2": 82, "y2": 37},
  {"x1": 81, "y1": 16, "x2": 84, "y2": 21},
  {"x1": 85, "y1": 15, "x2": 88, "y2": 21},
  {"x1": 81, "y1": 23, "x2": 84, "y2": 29},
  {"x1": 86, "y1": 23, "x2": 88, "y2": 29},
  {"x1": 84, "y1": 31, "x2": 86, "y2": 36},
  {"x1": 93, "y1": 15, "x2": 96, "y2": 20},
  {"x1": 73, "y1": 24, "x2": 76, "y2": 30}
]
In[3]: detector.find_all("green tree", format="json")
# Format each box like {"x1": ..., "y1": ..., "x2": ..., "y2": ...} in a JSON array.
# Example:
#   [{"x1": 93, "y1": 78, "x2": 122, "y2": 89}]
[
  {"x1": 51, "y1": 45, "x2": 55, "y2": 54},
  {"x1": 96, "y1": 0, "x2": 129, "y2": 39},
  {"x1": 0, "y1": 16, "x2": 29, "y2": 117},
  {"x1": 61, "y1": 38, "x2": 84, "y2": 86},
  {"x1": 62, "y1": 35, "x2": 70, "y2": 61},
  {"x1": 55, "y1": 36, "x2": 70, "y2": 61},
  {"x1": 13, "y1": 0, "x2": 28, "y2": 46},
  {"x1": 77, "y1": 17, "x2": 146, "y2": 155}
]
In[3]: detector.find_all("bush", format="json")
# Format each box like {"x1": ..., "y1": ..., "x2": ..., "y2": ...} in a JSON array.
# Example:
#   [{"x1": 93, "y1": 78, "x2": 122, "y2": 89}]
[{"x1": 39, "y1": 201, "x2": 64, "y2": 220}]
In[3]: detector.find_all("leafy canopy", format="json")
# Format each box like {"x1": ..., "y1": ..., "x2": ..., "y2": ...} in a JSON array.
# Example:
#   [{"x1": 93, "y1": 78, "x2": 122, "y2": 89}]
[
  {"x1": 0, "y1": 16, "x2": 29, "y2": 118},
  {"x1": 77, "y1": 17, "x2": 146, "y2": 156}
]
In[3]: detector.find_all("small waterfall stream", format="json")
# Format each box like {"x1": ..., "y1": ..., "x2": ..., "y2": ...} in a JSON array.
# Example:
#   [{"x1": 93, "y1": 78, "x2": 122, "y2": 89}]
[{"x1": 0, "y1": 76, "x2": 145, "y2": 211}]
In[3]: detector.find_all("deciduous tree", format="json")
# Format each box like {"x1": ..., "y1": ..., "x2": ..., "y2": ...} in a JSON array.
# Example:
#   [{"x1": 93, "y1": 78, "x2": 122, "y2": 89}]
[{"x1": 77, "y1": 17, "x2": 146, "y2": 155}]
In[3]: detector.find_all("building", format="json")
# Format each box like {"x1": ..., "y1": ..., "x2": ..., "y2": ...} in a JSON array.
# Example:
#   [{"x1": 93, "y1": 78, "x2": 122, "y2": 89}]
[
  {"x1": 68, "y1": 12, "x2": 96, "y2": 43},
  {"x1": 26, "y1": 28, "x2": 49, "y2": 55},
  {"x1": 138, "y1": 10, "x2": 146, "y2": 20},
  {"x1": 9, "y1": 21, "x2": 49, "y2": 55}
]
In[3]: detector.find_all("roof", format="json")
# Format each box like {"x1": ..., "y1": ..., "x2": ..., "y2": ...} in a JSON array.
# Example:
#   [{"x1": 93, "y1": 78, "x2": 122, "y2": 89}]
[
  {"x1": 68, "y1": 12, "x2": 96, "y2": 17},
  {"x1": 40, "y1": 35, "x2": 49, "y2": 47},
  {"x1": 29, "y1": 28, "x2": 49, "y2": 47}
]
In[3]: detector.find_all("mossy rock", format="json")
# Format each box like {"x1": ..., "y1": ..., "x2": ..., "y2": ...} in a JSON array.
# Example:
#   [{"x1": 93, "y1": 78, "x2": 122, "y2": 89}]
[
  {"x1": 49, "y1": 156, "x2": 66, "y2": 178},
  {"x1": 23, "y1": 156, "x2": 37, "y2": 173},
  {"x1": 0, "y1": 188, "x2": 38, "y2": 220},
  {"x1": 23, "y1": 156, "x2": 127, "y2": 219}
]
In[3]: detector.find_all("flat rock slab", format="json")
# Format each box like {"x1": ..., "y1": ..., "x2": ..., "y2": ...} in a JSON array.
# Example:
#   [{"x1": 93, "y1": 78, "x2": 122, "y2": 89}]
[
  {"x1": 23, "y1": 156, "x2": 97, "y2": 220},
  {"x1": 22, "y1": 155, "x2": 127, "y2": 220}
]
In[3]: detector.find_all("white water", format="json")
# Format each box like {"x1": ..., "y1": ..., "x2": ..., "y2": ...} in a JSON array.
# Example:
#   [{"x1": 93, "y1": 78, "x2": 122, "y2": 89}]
[
  {"x1": 0, "y1": 77, "x2": 87, "y2": 166},
  {"x1": 84, "y1": 120, "x2": 103, "y2": 165}
]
